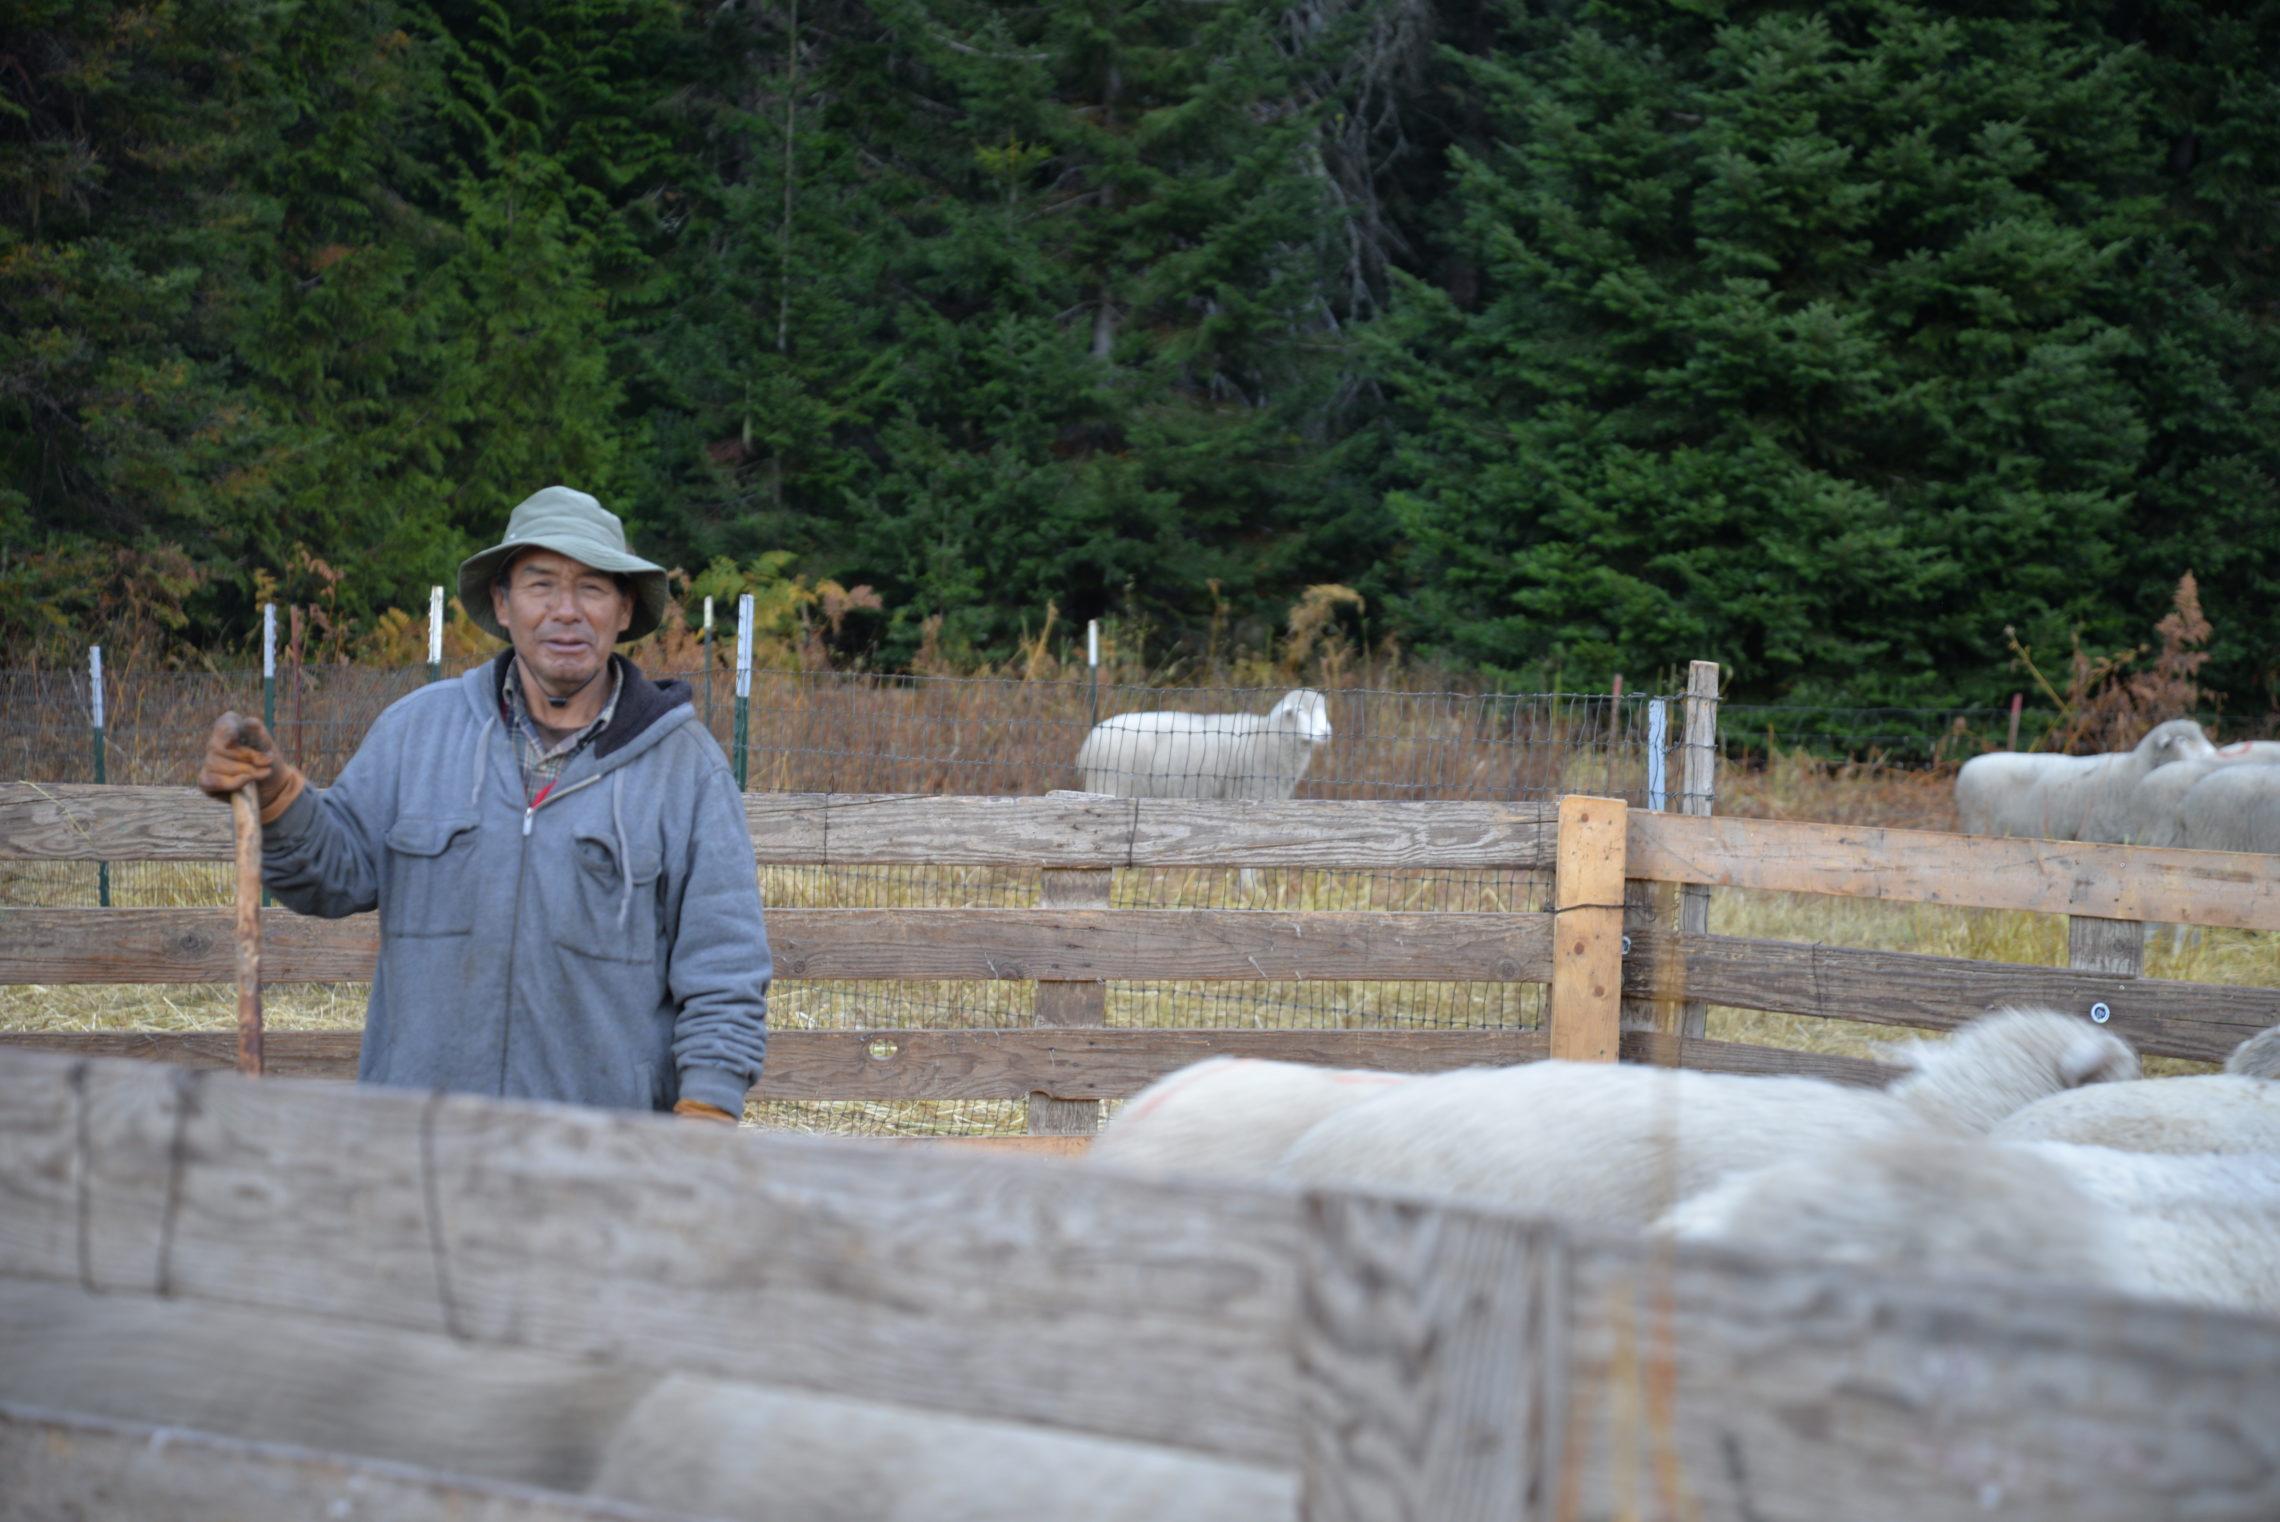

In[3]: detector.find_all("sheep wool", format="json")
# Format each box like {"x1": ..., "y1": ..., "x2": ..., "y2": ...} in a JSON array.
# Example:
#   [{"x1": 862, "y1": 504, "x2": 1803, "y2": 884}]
[
  {"x1": 1088, "y1": 1056, "x2": 1414, "y2": 1180},
  {"x1": 1953, "y1": 719, "x2": 2213, "y2": 842},
  {"x1": 1657, "y1": 1136, "x2": 2142, "y2": 1293},
  {"x1": 1273, "y1": 1008, "x2": 2137, "y2": 1230},
  {"x1": 1990, "y1": 1073, "x2": 2280, "y2": 1155},
  {"x1": 2178, "y1": 761, "x2": 2280, "y2": 854},
  {"x1": 1075, "y1": 689, "x2": 1331, "y2": 800},
  {"x1": 2027, "y1": 1142, "x2": 2280, "y2": 1316}
]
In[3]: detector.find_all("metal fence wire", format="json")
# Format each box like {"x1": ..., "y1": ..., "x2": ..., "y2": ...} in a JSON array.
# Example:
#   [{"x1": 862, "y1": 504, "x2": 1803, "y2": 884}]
[{"x1": 9, "y1": 661, "x2": 1713, "y2": 1134}]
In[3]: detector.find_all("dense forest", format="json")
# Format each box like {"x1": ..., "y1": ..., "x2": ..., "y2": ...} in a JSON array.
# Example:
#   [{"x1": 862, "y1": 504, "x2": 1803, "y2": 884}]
[{"x1": 4, "y1": 0, "x2": 2276, "y2": 706}]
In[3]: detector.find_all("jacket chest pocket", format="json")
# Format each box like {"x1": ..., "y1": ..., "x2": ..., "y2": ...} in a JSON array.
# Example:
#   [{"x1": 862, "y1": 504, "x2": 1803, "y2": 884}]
[
  {"x1": 381, "y1": 816, "x2": 482, "y2": 938},
  {"x1": 557, "y1": 828, "x2": 663, "y2": 964}
]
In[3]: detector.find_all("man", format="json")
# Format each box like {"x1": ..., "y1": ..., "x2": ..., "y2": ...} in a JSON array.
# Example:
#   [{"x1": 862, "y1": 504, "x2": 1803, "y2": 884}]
[{"x1": 198, "y1": 486, "x2": 768, "y2": 1122}]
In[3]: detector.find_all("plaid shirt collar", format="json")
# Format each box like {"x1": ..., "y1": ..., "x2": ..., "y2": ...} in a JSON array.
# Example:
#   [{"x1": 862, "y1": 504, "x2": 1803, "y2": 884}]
[{"x1": 501, "y1": 655, "x2": 624, "y2": 801}]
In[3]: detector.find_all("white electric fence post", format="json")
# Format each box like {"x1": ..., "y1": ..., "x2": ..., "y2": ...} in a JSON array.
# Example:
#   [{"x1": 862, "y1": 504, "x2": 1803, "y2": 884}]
[
  {"x1": 261, "y1": 604, "x2": 278, "y2": 909},
  {"x1": 702, "y1": 595, "x2": 716, "y2": 731},
  {"x1": 1086, "y1": 617, "x2": 1100, "y2": 729},
  {"x1": 427, "y1": 586, "x2": 444, "y2": 683},
  {"x1": 1646, "y1": 699, "x2": 1669, "y2": 812},
  {"x1": 733, "y1": 592, "x2": 754, "y2": 790},
  {"x1": 90, "y1": 645, "x2": 108, "y2": 907}
]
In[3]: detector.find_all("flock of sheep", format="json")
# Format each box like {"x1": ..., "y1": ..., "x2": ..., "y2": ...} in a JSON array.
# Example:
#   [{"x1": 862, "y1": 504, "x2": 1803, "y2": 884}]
[
  {"x1": 1091, "y1": 1010, "x2": 2280, "y2": 1319},
  {"x1": 1956, "y1": 720, "x2": 2280, "y2": 851}
]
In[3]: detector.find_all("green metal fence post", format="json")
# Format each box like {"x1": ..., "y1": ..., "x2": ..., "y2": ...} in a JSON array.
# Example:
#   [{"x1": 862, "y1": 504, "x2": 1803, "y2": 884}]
[{"x1": 702, "y1": 595, "x2": 715, "y2": 734}]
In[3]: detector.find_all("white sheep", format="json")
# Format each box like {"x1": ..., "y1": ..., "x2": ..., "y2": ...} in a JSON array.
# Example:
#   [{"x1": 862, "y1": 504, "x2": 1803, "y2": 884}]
[
  {"x1": 1989, "y1": 1071, "x2": 2280, "y2": 1154},
  {"x1": 2123, "y1": 743, "x2": 2280, "y2": 848},
  {"x1": 1657, "y1": 1136, "x2": 2142, "y2": 1292},
  {"x1": 2178, "y1": 760, "x2": 2280, "y2": 854},
  {"x1": 1271, "y1": 1008, "x2": 2138, "y2": 1229},
  {"x1": 1665, "y1": 1138, "x2": 2280, "y2": 1317},
  {"x1": 2032, "y1": 1141, "x2": 2280, "y2": 1314},
  {"x1": 2227, "y1": 1024, "x2": 2280, "y2": 1079},
  {"x1": 1087, "y1": 1056, "x2": 1415, "y2": 1180},
  {"x1": 587, "y1": 1372, "x2": 1295, "y2": 1522},
  {"x1": 1953, "y1": 718, "x2": 2213, "y2": 842},
  {"x1": 1076, "y1": 689, "x2": 1331, "y2": 800}
]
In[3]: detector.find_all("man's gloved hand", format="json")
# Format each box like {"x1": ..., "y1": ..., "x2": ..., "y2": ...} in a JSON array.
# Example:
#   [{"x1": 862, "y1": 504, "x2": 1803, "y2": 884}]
[
  {"x1": 673, "y1": 1099, "x2": 740, "y2": 1125},
  {"x1": 199, "y1": 712, "x2": 307, "y2": 825}
]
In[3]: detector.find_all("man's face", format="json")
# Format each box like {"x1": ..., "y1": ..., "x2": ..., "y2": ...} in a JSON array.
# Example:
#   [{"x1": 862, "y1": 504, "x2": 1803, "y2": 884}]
[{"x1": 492, "y1": 550, "x2": 633, "y2": 693}]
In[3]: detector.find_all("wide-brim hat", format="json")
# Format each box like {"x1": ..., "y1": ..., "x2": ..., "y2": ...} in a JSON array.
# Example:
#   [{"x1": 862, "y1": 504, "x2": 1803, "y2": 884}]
[{"x1": 457, "y1": 486, "x2": 669, "y2": 644}]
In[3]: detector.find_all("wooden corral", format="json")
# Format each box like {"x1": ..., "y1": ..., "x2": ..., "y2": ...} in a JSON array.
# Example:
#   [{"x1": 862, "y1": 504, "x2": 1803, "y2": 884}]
[
  {"x1": 0, "y1": 1044, "x2": 2276, "y2": 1522},
  {"x1": 3, "y1": 781, "x2": 2277, "y2": 1107}
]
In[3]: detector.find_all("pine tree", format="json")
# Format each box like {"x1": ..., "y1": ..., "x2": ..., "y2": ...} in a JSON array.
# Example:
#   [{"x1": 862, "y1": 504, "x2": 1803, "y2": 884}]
[{"x1": 1383, "y1": 0, "x2": 2236, "y2": 702}]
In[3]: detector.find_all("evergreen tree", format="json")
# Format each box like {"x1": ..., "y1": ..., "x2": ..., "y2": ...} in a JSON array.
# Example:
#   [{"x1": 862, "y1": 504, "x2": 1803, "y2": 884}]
[{"x1": 1382, "y1": 0, "x2": 2262, "y2": 703}]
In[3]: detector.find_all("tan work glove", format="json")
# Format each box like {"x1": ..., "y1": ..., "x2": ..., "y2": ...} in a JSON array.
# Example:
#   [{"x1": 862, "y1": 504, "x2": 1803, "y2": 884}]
[
  {"x1": 198, "y1": 712, "x2": 307, "y2": 825},
  {"x1": 673, "y1": 1099, "x2": 740, "y2": 1125}
]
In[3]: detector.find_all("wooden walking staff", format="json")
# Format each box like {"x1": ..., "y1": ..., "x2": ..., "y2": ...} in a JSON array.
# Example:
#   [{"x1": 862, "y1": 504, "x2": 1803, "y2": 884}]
[{"x1": 230, "y1": 719, "x2": 266, "y2": 1077}]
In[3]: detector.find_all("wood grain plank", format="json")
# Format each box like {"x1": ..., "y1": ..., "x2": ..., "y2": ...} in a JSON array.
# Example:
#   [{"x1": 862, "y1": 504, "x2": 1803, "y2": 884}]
[
  {"x1": 0, "y1": 1045, "x2": 1306, "y2": 1465},
  {"x1": 1549, "y1": 795, "x2": 1627, "y2": 1062},
  {"x1": 0, "y1": 783, "x2": 236, "y2": 861},
  {"x1": 1626, "y1": 930, "x2": 2278, "y2": 1063},
  {"x1": 1, "y1": 906, "x2": 1553, "y2": 984},
  {"x1": 1630, "y1": 810, "x2": 2280, "y2": 929},
  {"x1": 1557, "y1": 1232, "x2": 2280, "y2": 1522},
  {"x1": 1296, "y1": 1193, "x2": 1564, "y2": 1522},
  {"x1": 17, "y1": 782, "x2": 2280, "y2": 928},
  {"x1": 3, "y1": 784, "x2": 1562, "y2": 869},
  {"x1": 2067, "y1": 914, "x2": 2145, "y2": 978},
  {"x1": 1031, "y1": 866, "x2": 1114, "y2": 1135},
  {"x1": 0, "y1": 1404, "x2": 685, "y2": 1522}
]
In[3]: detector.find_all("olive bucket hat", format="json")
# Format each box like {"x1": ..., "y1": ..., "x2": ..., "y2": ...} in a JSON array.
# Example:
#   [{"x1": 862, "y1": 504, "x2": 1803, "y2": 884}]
[{"x1": 457, "y1": 486, "x2": 669, "y2": 644}]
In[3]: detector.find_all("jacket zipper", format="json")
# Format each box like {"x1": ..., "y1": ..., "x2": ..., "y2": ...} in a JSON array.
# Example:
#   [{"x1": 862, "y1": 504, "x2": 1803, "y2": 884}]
[{"x1": 496, "y1": 763, "x2": 604, "y2": 1091}]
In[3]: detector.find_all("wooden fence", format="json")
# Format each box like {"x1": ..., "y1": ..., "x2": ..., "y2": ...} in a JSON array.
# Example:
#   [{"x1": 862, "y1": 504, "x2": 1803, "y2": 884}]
[
  {"x1": 4, "y1": 781, "x2": 2278, "y2": 1128},
  {"x1": 1, "y1": 1044, "x2": 2275, "y2": 1521}
]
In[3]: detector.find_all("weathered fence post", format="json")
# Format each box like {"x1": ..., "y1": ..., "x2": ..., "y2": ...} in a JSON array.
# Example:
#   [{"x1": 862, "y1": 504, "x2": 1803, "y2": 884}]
[
  {"x1": 2068, "y1": 913, "x2": 2144, "y2": 1008},
  {"x1": 1677, "y1": 659, "x2": 1721, "y2": 1039},
  {"x1": 1296, "y1": 1191, "x2": 1568, "y2": 1522},
  {"x1": 733, "y1": 593, "x2": 753, "y2": 791},
  {"x1": 1030, "y1": 866, "x2": 1111, "y2": 1135},
  {"x1": 89, "y1": 645, "x2": 108, "y2": 909},
  {"x1": 1551, "y1": 793, "x2": 1627, "y2": 1062}
]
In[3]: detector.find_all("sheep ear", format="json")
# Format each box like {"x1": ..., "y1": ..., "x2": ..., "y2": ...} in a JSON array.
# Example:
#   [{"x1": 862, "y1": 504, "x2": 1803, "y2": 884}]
[{"x1": 2059, "y1": 1035, "x2": 2136, "y2": 1088}]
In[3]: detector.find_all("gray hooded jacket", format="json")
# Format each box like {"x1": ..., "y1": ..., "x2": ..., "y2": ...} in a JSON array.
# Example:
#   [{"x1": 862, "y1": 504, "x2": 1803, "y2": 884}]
[{"x1": 262, "y1": 654, "x2": 769, "y2": 1114}]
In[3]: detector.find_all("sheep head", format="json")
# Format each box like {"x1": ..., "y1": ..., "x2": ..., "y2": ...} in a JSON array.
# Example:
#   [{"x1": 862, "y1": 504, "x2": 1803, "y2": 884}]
[
  {"x1": 2137, "y1": 718, "x2": 2215, "y2": 764},
  {"x1": 1885, "y1": 1007, "x2": 2140, "y2": 1132},
  {"x1": 1270, "y1": 688, "x2": 1332, "y2": 745}
]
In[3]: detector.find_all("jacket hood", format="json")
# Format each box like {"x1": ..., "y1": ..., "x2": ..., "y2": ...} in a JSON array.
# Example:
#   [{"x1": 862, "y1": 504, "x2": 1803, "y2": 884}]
[{"x1": 474, "y1": 652, "x2": 696, "y2": 773}]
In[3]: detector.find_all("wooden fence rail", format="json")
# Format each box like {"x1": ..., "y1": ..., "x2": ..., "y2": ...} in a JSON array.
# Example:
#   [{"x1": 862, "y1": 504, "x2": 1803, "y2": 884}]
[
  {"x1": 10, "y1": 782, "x2": 2280, "y2": 922},
  {"x1": 5, "y1": 782, "x2": 2277, "y2": 1079},
  {"x1": 4, "y1": 792, "x2": 2280, "y2": 1075},
  {"x1": 1, "y1": 1047, "x2": 2274, "y2": 1522}
]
